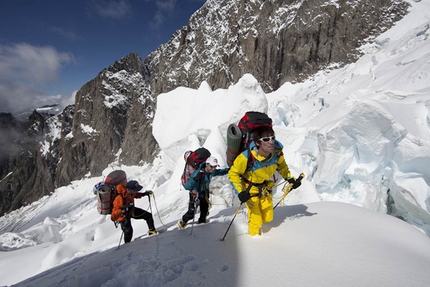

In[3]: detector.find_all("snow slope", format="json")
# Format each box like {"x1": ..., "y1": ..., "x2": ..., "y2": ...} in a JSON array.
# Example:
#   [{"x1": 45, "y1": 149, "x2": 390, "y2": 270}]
[{"x1": 8, "y1": 202, "x2": 430, "y2": 287}]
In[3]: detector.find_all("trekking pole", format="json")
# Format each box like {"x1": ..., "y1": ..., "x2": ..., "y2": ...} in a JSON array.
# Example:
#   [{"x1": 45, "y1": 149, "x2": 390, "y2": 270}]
[
  {"x1": 220, "y1": 203, "x2": 243, "y2": 241},
  {"x1": 273, "y1": 173, "x2": 305, "y2": 210},
  {"x1": 189, "y1": 199, "x2": 198, "y2": 236},
  {"x1": 117, "y1": 231, "x2": 124, "y2": 250}
]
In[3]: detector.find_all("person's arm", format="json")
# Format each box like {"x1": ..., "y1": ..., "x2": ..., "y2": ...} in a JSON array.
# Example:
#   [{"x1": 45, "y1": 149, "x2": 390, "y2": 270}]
[
  {"x1": 134, "y1": 190, "x2": 153, "y2": 198},
  {"x1": 228, "y1": 153, "x2": 248, "y2": 194},
  {"x1": 277, "y1": 152, "x2": 291, "y2": 180},
  {"x1": 277, "y1": 151, "x2": 301, "y2": 189},
  {"x1": 212, "y1": 167, "x2": 229, "y2": 176}
]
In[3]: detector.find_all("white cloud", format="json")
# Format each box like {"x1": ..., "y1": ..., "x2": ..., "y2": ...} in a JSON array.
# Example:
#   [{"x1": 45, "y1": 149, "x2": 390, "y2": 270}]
[
  {"x1": 60, "y1": 90, "x2": 77, "y2": 108},
  {"x1": 0, "y1": 43, "x2": 74, "y2": 84},
  {"x1": 90, "y1": 0, "x2": 132, "y2": 19},
  {"x1": 0, "y1": 43, "x2": 74, "y2": 113},
  {"x1": 149, "y1": 0, "x2": 177, "y2": 28}
]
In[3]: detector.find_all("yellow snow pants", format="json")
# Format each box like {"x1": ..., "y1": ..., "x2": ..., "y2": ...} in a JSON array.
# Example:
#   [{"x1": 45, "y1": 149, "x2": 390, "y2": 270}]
[{"x1": 245, "y1": 193, "x2": 273, "y2": 236}]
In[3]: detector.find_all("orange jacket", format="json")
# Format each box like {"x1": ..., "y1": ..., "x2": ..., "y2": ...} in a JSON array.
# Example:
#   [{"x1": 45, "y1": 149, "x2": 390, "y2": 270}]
[{"x1": 110, "y1": 182, "x2": 143, "y2": 222}]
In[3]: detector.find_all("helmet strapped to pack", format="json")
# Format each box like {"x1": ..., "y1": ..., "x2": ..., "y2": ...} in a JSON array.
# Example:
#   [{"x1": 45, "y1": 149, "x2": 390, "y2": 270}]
[
  {"x1": 184, "y1": 150, "x2": 192, "y2": 162},
  {"x1": 93, "y1": 181, "x2": 105, "y2": 195}
]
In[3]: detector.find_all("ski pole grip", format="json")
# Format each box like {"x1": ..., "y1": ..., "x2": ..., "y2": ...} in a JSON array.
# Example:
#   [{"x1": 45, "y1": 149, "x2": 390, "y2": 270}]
[{"x1": 297, "y1": 173, "x2": 305, "y2": 182}]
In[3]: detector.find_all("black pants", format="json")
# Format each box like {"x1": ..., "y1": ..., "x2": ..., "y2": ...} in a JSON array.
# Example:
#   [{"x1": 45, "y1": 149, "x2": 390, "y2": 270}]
[
  {"x1": 121, "y1": 207, "x2": 155, "y2": 243},
  {"x1": 182, "y1": 193, "x2": 209, "y2": 225}
]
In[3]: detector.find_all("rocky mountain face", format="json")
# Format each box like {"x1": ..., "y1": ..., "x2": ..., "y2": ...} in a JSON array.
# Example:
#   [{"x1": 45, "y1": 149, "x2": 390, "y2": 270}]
[
  {"x1": 0, "y1": 111, "x2": 57, "y2": 215},
  {"x1": 146, "y1": 0, "x2": 408, "y2": 94},
  {"x1": 55, "y1": 52, "x2": 158, "y2": 186},
  {"x1": 0, "y1": 0, "x2": 409, "y2": 216}
]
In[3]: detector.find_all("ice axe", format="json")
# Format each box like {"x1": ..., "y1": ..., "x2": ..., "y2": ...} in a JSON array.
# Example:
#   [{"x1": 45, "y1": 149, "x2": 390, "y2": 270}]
[{"x1": 273, "y1": 173, "x2": 305, "y2": 210}]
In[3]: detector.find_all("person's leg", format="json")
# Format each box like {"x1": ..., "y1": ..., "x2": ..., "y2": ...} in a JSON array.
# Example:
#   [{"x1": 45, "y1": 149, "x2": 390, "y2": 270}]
[
  {"x1": 198, "y1": 197, "x2": 209, "y2": 223},
  {"x1": 261, "y1": 193, "x2": 274, "y2": 223},
  {"x1": 132, "y1": 207, "x2": 155, "y2": 231},
  {"x1": 121, "y1": 218, "x2": 133, "y2": 243},
  {"x1": 181, "y1": 193, "x2": 196, "y2": 225},
  {"x1": 246, "y1": 197, "x2": 263, "y2": 236}
]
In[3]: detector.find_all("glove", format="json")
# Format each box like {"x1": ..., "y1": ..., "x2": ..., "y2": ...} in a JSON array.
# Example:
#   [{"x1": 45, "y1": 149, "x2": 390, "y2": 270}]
[
  {"x1": 142, "y1": 190, "x2": 153, "y2": 197},
  {"x1": 238, "y1": 191, "x2": 251, "y2": 203},
  {"x1": 288, "y1": 177, "x2": 302, "y2": 189},
  {"x1": 121, "y1": 203, "x2": 133, "y2": 214},
  {"x1": 190, "y1": 190, "x2": 198, "y2": 198},
  {"x1": 190, "y1": 190, "x2": 199, "y2": 204}
]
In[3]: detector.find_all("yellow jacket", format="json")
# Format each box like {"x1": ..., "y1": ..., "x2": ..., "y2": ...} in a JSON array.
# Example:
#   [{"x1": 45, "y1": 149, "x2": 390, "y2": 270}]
[{"x1": 228, "y1": 140, "x2": 291, "y2": 196}]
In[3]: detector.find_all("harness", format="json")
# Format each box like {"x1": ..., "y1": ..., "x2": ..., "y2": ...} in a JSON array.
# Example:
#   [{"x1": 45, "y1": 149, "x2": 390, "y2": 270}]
[
  {"x1": 241, "y1": 149, "x2": 280, "y2": 198},
  {"x1": 242, "y1": 177, "x2": 271, "y2": 198}
]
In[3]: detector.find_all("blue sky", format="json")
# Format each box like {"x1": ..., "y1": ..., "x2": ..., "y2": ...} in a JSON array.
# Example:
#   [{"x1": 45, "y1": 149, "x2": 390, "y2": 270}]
[{"x1": 0, "y1": 0, "x2": 205, "y2": 114}]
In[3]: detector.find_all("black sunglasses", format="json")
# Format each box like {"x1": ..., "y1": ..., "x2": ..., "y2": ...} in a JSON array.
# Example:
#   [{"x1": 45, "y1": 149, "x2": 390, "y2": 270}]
[{"x1": 259, "y1": 136, "x2": 275, "y2": 142}]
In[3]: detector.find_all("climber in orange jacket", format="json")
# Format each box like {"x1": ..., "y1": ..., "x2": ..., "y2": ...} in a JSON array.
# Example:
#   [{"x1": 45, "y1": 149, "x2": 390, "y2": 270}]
[{"x1": 111, "y1": 180, "x2": 157, "y2": 243}]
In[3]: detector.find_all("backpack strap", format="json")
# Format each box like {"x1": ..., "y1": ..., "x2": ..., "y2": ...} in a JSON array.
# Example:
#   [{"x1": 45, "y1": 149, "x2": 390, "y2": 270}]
[
  {"x1": 193, "y1": 169, "x2": 205, "y2": 192},
  {"x1": 245, "y1": 148, "x2": 254, "y2": 171},
  {"x1": 244, "y1": 147, "x2": 270, "y2": 172}
]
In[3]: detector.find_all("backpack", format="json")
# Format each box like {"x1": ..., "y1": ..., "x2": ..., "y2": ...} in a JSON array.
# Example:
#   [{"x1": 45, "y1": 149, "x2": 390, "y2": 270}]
[
  {"x1": 181, "y1": 147, "x2": 211, "y2": 188},
  {"x1": 95, "y1": 170, "x2": 127, "y2": 215},
  {"x1": 226, "y1": 111, "x2": 273, "y2": 169}
]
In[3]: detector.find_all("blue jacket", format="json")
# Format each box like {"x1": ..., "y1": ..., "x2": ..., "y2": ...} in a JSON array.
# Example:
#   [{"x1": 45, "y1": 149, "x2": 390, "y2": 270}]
[{"x1": 184, "y1": 163, "x2": 229, "y2": 199}]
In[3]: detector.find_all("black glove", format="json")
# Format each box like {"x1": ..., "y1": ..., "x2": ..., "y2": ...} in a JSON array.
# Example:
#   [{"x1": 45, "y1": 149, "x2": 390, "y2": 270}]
[
  {"x1": 288, "y1": 177, "x2": 302, "y2": 189},
  {"x1": 238, "y1": 191, "x2": 251, "y2": 203},
  {"x1": 121, "y1": 203, "x2": 134, "y2": 214},
  {"x1": 142, "y1": 190, "x2": 153, "y2": 197}
]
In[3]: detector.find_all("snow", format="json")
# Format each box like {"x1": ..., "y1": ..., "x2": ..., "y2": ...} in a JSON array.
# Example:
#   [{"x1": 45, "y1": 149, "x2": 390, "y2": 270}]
[
  {"x1": 80, "y1": 123, "x2": 98, "y2": 135},
  {"x1": 1, "y1": 0, "x2": 430, "y2": 286}
]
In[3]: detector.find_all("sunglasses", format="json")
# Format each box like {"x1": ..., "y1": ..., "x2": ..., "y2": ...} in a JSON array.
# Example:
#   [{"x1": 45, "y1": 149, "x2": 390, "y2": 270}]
[{"x1": 259, "y1": 136, "x2": 276, "y2": 142}]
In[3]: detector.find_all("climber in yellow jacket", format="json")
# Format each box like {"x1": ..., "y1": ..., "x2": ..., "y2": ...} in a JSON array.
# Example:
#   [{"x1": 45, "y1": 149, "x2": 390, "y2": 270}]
[{"x1": 228, "y1": 126, "x2": 301, "y2": 236}]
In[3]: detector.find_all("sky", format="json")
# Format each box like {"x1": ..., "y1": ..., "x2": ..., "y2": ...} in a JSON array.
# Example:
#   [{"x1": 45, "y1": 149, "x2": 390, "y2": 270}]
[
  {"x1": 0, "y1": 0, "x2": 205, "y2": 114},
  {"x1": 1, "y1": 0, "x2": 430, "y2": 286}
]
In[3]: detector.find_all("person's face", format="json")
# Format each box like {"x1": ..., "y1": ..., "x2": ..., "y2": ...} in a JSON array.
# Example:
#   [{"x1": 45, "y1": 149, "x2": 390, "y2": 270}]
[
  {"x1": 205, "y1": 163, "x2": 217, "y2": 173},
  {"x1": 127, "y1": 189, "x2": 137, "y2": 195},
  {"x1": 256, "y1": 134, "x2": 275, "y2": 156}
]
